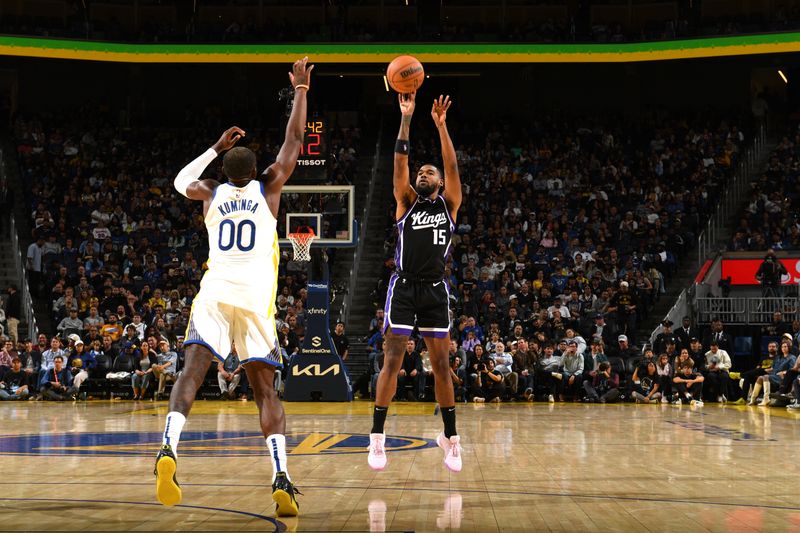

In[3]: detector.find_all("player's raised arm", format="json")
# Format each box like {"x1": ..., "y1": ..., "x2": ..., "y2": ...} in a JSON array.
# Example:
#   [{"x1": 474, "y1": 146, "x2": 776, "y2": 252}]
[
  {"x1": 394, "y1": 92, "x2": 417, "y2": 220},
  {"x1": 263, "y1": 57, "x2": 314, "y2": 192},
  {"x1": 431, "y1": 95, "x2": 461, "y2": 220},
  {"x1": 174, "y1": 126, "x2": 244, "y2": 202}
]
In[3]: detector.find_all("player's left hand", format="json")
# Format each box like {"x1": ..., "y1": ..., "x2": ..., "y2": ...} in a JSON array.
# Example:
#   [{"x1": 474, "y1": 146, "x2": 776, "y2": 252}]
[
  {"x1": 289, "y1": 56, "x2": 314, "y2": 89},
  {"x1": 431, "y1": 95, "x2": 452, "y2": 128}
]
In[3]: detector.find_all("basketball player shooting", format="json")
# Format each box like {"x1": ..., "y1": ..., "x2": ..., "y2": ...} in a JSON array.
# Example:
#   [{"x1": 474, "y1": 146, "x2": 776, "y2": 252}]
[
  {"x1": 368, "y1": 92, "x2": 463, "y2": 472},
  {"x1": 154, "y1": 57, "x2": 313, "y2": 517}
]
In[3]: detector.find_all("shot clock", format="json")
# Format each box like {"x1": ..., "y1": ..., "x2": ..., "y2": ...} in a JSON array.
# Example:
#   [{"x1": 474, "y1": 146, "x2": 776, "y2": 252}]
[{"x1": 295, "y1": 119, "x2": 328, "y2": 181}]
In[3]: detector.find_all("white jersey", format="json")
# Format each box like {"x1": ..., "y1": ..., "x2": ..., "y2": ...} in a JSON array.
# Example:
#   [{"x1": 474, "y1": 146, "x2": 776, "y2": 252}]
[{"x1": 196, "y1": 180, "x2": 279, "y2": 314}]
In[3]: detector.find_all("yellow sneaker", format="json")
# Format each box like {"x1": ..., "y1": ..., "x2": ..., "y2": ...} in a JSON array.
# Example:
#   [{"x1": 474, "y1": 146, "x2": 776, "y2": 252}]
[
  {"x1": 272, "y1": 472, "x2": 301, "y2": 517},
  {"x1": 154, "y1": 445, "x2": 182, "y2": 506}
]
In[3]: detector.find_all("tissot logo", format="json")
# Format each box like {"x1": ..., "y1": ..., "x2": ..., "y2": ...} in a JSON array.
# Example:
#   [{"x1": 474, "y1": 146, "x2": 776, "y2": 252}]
[
  {"x1": 292, "y1": 363, "x2": 340, "y2": 377},
  {"x1": 311, "y1": 336, "x2": 322, "y2": 347},
  {"x1": 307, "y1": 308, "x2": 326, "y2": 315},
  {"x1": 409, "y1": 211, "x2": 447, "y2": 230}
]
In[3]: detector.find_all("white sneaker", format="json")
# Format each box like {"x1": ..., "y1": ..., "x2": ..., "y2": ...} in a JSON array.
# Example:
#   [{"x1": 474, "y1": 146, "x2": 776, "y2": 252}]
[
  {"x1": 787, "y1": 402, "x2": 800, "y2": 411},
  {"x1": 367, "y1": 433, "x2": 387, "y2": 471},
  {"x1": 436, "y1": 432, "x2": 462, "y2": 472},
  {"x1": 717, "y1": 396, "x2": 723, "y2": 403},
  {"x1": 661, "y1": 396, "x2": 668, "y2": 404},
  {"x1": 694, "y1": 400, "x2": 704, "y2": 407},
  {"x1": 673, "y1": 398, "x2": 682, "y2": 405},
  {"x1": 548, "y1": 394, "x2": 555, "y2": 403}
]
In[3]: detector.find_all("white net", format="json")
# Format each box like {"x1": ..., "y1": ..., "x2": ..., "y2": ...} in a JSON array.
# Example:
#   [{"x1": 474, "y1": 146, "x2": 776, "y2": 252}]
[{"x1": 288, "y1": 232, "x2": 315, "y2": 262}]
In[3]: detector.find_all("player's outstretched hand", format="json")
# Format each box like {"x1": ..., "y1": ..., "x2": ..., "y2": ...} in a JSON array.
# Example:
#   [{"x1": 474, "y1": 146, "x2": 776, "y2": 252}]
[
  {"x1": 289, "y1": 57, "x2": 314, "y2": 89},
  {"x1": 399, "y1": 91, "x2": 416, "y2": 117},
  {"x1": 213, "y1": 126, "x2": 245, "y2": 153},
  {"x1": 431, "y1": 95, "x2": 451, "y2": 128}
]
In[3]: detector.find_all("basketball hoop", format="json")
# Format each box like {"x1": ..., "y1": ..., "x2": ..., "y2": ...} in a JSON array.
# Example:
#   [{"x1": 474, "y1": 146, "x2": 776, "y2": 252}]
[{"x1": 287, "y1": 228, "x2": 315, "y2": 262}]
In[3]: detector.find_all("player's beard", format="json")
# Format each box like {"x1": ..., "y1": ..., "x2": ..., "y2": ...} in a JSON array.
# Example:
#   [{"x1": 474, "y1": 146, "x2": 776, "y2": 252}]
[{"x1": 414, "y1": 181, "x2": 438, "y2": 197}]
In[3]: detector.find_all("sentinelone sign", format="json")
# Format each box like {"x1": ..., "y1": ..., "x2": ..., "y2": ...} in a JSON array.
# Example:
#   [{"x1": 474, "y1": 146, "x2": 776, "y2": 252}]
[{"x1": 1, "y1": 33, "x2": 800, "y2": 63}]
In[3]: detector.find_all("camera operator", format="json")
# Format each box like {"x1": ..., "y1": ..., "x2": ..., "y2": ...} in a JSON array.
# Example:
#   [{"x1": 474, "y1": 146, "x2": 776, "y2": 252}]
[{"x1": 755, "y1": 249, "x2": 788, "y2": 297}]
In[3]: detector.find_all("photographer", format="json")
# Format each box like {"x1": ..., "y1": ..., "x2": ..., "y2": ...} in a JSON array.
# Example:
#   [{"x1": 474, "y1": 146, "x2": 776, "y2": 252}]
[
  {"x1": 471, "y1": 358, "x2": 504, "y2": 403},
  {"x1": 755, "y1": 249, "x2": 787, "y2": 297},
  {"x1": 582, "y1": 362, "x2": 620, "y2": 403}
]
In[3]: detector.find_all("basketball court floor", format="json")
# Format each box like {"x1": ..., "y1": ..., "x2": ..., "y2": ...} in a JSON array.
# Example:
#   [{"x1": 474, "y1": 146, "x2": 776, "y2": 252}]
[{"x1": 1, "y1": 401, "x2": 798, "y2": 532}]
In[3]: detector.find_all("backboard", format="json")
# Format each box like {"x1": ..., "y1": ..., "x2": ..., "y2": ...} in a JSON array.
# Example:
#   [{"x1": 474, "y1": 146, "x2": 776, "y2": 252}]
[{"x1": 278, "y1": 185, "x2": 356, "y2": 248}]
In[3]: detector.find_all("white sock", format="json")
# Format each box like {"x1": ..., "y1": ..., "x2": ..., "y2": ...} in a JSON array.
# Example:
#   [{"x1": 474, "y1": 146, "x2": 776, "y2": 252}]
[
  {"x1": 267, "y1": 434, "x2": 290, "y2": 482},
  {"x1": 162, "y1": 412, "x2": 186, "y2": 454}
]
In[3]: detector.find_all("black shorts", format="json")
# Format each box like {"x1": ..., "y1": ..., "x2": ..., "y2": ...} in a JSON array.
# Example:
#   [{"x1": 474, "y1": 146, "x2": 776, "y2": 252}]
[{"x1": 382, "y1": 273, "x2": 450, "y2": 338}]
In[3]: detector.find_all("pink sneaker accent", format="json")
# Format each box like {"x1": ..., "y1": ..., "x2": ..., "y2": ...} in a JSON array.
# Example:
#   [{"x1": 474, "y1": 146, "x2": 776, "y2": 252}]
[
  {"x1": 367, "y1": 433, "x2": 387, "y2": 470},
  {"x1": 436, "y1": 432, "x2": 462, "y2": 472}
]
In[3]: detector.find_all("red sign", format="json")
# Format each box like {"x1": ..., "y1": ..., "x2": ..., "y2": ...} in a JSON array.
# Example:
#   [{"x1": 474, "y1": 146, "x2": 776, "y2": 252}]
[{"x1": 721, "y1": 259, "x2": 800, "y2": 285}]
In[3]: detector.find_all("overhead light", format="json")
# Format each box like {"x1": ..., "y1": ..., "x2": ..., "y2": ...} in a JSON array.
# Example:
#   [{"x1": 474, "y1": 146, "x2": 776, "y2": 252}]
[
  {"x1": 779, "y1": 70, "x2": 788, "y2": 83},
  {"x1": 383, "y1": 75, "x2": 390, "y2": 92}
]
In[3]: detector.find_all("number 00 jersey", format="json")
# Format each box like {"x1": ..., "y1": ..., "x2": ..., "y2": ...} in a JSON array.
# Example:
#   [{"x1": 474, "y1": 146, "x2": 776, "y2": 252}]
[
  {"x1": 196, "y1": 180, "x2": 279, "y2": 314},
  {"x1": 395, "y1": 195, "x2": 454, "y2": 280}
]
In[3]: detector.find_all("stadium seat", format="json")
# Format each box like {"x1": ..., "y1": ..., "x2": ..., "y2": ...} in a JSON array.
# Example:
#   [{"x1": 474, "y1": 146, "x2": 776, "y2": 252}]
[{"x1": 608, "y1": 356, "x2": 626, "y2": 384}]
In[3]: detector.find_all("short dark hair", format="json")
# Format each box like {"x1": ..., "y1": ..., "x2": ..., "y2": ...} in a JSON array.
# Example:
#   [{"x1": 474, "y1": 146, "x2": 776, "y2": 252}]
[
  {"x1": 54, "y1": 355, "x2": 64, "y2": 362},
  {"x1": 223, "y1": 147, "x2": 257, "y2": 181}
]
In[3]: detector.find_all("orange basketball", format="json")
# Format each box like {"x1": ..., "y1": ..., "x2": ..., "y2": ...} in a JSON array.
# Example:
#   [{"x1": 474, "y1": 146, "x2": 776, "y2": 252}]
[{"x1": 386, "y1": 55, "x2": 424, "y2": 94}]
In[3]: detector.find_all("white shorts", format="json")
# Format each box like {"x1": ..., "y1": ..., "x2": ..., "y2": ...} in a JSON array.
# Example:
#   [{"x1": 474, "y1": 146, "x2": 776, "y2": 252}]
[{"x1": 184, "y1": 300, "x2": 283, "y2": 368}]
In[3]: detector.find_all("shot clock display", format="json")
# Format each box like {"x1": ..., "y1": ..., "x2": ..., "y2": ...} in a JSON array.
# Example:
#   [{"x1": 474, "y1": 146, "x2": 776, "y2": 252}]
[{"x1": 295, "y1": 120, "x2": 328, "y2": 181}]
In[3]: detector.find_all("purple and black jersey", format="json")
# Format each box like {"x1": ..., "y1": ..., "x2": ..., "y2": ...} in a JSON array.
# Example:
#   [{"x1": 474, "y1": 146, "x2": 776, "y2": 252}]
[{"x1": 395, "y1": 195, "x2": 454, "y2": 280}]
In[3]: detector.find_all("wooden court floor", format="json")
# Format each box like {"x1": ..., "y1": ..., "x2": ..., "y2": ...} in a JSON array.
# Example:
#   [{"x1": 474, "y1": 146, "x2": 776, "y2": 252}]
[{"x1": 1, "y1": 400, "x2": 799, "y2": 532}]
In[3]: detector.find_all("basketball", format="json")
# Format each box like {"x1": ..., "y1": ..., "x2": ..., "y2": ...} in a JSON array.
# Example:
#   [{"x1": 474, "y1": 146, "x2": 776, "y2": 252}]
[{"x1": 386, "y1": 55, "x2": 424, "y2": 94}]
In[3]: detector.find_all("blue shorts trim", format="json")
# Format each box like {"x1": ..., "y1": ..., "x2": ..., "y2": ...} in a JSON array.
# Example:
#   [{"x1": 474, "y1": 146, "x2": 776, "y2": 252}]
[
  {"x1": 241, "y1": 356, "x2": 284, "y2": 369},
  {"x1": 183, "y1": 340, "x2": 226, "y2": 363}
]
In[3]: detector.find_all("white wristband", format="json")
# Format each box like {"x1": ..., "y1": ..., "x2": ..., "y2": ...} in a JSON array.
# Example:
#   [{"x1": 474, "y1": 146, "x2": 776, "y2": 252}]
[{"x1": 174, "y1": 148, "x2": 218, "y2": 197}]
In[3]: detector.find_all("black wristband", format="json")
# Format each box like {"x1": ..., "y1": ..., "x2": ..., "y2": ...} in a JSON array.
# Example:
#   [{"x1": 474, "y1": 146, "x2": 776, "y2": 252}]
[{"x1": 395, "y1": 139, "x2": 409, "y2": 155}]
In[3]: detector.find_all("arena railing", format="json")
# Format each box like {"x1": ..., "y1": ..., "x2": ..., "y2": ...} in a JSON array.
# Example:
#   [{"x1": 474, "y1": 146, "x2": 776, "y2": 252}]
[
  {"x1": 8, "y1": 202, "x2": 38, "y2": 341},
  {"x1": 694, "y1": 296, "x2": 799, "y2": 325},
  {"x1": 696, "y1": 123, "x2": 767, "y2": 270},
  {"x1": 341, "y1": 117, "x2": 383, "y2": 327}
]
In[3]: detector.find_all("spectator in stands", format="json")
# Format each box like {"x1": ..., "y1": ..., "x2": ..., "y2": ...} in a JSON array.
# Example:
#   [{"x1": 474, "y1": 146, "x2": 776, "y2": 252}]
[
  {"x1": 126, "y1": 313, "x2": 146, "y2": 342},
  {"x1": 582, "y1": 362, "x2": 620, "y2": 403},
  {"x1": 614, "y1": 335, "x2": 637, "y2": 360},
  {"x1": 471, "y1": 358, "x2": 504, "y2": 403},
  {"x1": 655, "y1": 353, "x2": 672, "y2": 402},
  {"x1": 4, "y1": 286, "x2": 20, "y2": 343},
  {"x1": 703, "y1": 319, "x2": 732, "y2": 353},
  {"x1": 153, "y1": 339, "x2": 178, "y2": 400},
  {"x1": 418, "y1": 347, "x2": 433, "y2": 401},
  {"x1": 491, "y1": 342, "x2": 517, "y2": 398},
  {"x1": 0, "y1": 358, "x2": 30, "y2": 400},
  {"x1": 538, "y1": 342, "x2": 562, "y2": 402},
  {"x1": 131, "y1": 340, "x2": 157, "y2": 400},
  {"x1": 397, "y1": 339, "x2": 421, "y2": 401},
  {"x1": 590, "y1": 314, "x2": 615, "y2": 347},
  {"x1": 672, "y1": 364, "x2": 705, "y2": 406},
  {"x1": 17, "y1": 339, "x2": 41, "y2": 391},
  {"x1": 57, "y1": 308, "x2": 83, "y2": 340},
  {"x1": 737, "y1": 341, "x2": 777, "y2": 404},
  {"x1": 449, "y1": 355, "x2": 466, "y2": 402},
  {"x1": 68, "y1": 339, "x2": 95, "y2": 395},
  {"x1": 83, "y1": 306, "x2": 104, "y2": 333},
  {"x1": 582, "y1": 338, "x2": 609, "y2": 383},
  {"x1": 559, "y1": 339, "x2": 584, "y2": 401},
  {"x1": 608, "y1": 281, "x2": 638, "y2": 345},
  {"x1": 631, "y1": 362, "x2": 662, "y2": 403},
  {"x1": 762, "y1": 311, "x2": 791, "y2": 339},
  {"x1": 674, "y1": 316, "x2": 696, "y2": 351},
  {"x1": 217, "y1": 348, "x2": 242, "y2": 400},
  {"x1": 653, "y1": 320, "x2": 678, "y2": 355},
  {"x1": 368, "y1": 309, "x2": 384, "y2": 338},
  {"x1": 331, "y1": 322, "x2": 349, "y2": 361},
  {"x1": 40, "y1": 355, "x2": 77, "y2": 401},
  {"x1": 702, "y1": 340, "x2": 731, "y2": 403},
  {"x1": 0, "y1": 340, "x2": 13, "y2": 369},
  {"x1": 755, "y1": 249, "x2": 787, "y2": 297},
  {"x1": 751, "y1": 340, "x2": 796, "y2": 406}
]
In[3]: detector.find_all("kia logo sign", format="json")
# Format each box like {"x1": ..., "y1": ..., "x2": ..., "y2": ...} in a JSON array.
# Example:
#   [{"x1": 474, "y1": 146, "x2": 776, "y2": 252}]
[{"x1": 311, "y1": 336, "x2": 322, "y2": 348}]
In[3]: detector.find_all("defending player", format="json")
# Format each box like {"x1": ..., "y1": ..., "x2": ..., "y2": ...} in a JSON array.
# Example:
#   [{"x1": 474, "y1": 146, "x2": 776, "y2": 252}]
[
  {"x1": 368, "y1": 92, "x2": 463, "y2": 472},
  {"x1": 154, "y1": 57, "x2": 313, "y2": 517}
]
